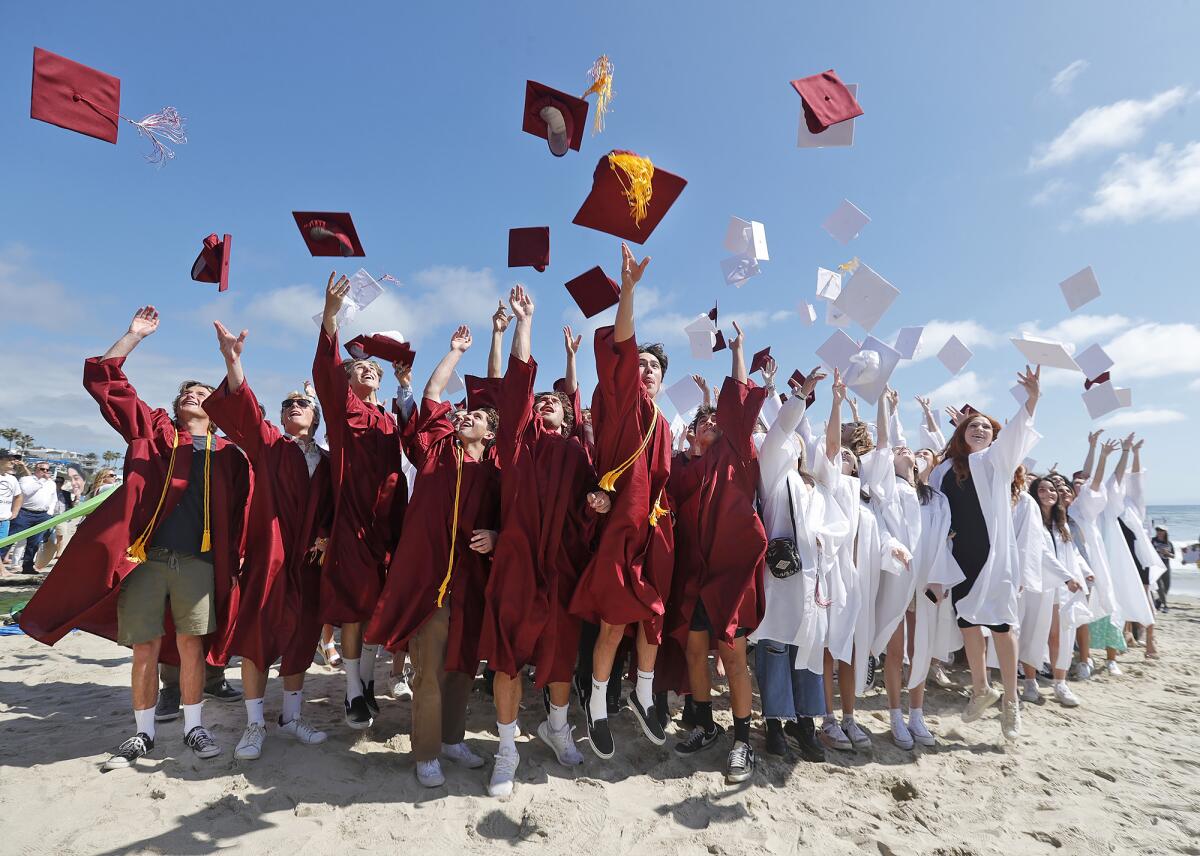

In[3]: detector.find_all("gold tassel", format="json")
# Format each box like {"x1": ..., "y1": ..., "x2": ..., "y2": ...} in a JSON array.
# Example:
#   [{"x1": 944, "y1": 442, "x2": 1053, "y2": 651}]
[
  {"x1": 199, "y1": 429, "x2": 213, "y2": 553},
  {"x1": 598, "y1": 406, "x2": 661, "y2": 493},
  {"x1": 583, "y1": 55, "x2": 614, "y2": 135},
  {"x1": 126, "y1": 428, "x2": 180, "y2": 563},
  {"x1": 838, "y1": 257, "x2": 860, "y2": 275},
  {"x1": 649, "y1": 491, "x2": 669, "y2": 527},
  {"x1": 436, "y1": 443, "x2": 465, "y2": 608},
  {"x1": 607, "y1": 151, "x2": 654, "y2": 228}
]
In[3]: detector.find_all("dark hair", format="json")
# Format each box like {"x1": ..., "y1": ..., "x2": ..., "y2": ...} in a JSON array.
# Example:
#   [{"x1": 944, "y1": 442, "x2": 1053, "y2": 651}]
[
  {"x1": 478, "y1": 406, "x2": 499, "y2": 434},
  {"x1": 1029, "y1": 476, "x2": 1070, "y2": 542},
  {"x1": 688, "y1": 404, "x2": 717, "y2": 432},
  {"x1": 534, "y1": 391, "x2": 574, "y2": 435},
  {"x1": 638, "y1": 343, "x2": 668, "y2": 378}
]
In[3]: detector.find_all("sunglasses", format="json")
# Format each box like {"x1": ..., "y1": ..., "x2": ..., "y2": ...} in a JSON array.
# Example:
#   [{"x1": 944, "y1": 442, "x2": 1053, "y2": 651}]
[{"x1": 281, "y1": 398, "x2": 315, "y2": 409}]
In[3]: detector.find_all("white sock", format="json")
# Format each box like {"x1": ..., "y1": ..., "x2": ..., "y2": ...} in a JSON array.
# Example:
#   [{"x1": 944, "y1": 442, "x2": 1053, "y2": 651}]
[
  {"x1": 549, "y1": 701, "x2": 569, "y2": 731},
  {"x1": 134, "y1": 706, "x2": 156, "y2": 740},
  {"x1": 635, "y1": 669, "x2": 654, "y2": 712},
  {"x1": 344, "y1": 657, "x2": 363, "y2": 700},
  {"x1": 359, "y1": 645, "x2": 378, "y2": 685},
  {"x1": 889, "y1": 707, "x2": 905, "y2": 726},
  {"x1": 183, "y1": 702, "x2": 203, "y2": 733},
  {"x1": 842, "y1": 713, "x2": 855, "y2": 726},
  {"x1": 589, "y1": 676, "x2": 609, "y2": 723},
  {"x1": 281, "y1": 690, "x2": 303, "y2": 724},
  {"x1": 498, "y1": 719, "x2": 518, "y2": 753},
  {"x1": 245, "y1": 697, "x2": 265, "y2": 726},
  {"x1": 823, "y1": 714, "x2": 837, "y2": 727},
  {"x1": 909, "y1": 707, "x2": 926, "y2": 729}
]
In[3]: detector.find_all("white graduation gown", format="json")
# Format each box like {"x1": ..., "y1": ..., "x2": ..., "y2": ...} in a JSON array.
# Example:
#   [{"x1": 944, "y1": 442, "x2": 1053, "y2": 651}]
[
  {"x1": 1051, "y1": 534, "x2": 1095, "y2": 670},
  {"x1": 1121, "y1": 471, "x2": 1166, "y2": 586},
  {"x1": 1013, "y1": 494, "x2": 1074, "y2": 668},
  {"x1": 1099, "y1": 476, "x2": 1156, "y2": 627},
  {"x1": 1068, "y1": 487, "x2": 1117, "y2": 623}
]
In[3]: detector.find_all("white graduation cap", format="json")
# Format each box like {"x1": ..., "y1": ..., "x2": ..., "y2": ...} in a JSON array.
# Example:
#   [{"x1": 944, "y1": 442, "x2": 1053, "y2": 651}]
[
  {"x1": 1011, "y1": 334, "x2": 1081, "y2": 371},
  {"x1": 1059, "y1": 266, "x2": 1100, "y2": 312},
  {"x1": 826, "y1": 302, "x2": 851, "y2": 328},
  {"x1": 798, "y1": 301, "x2": 817, "y2": 326},
  {"x1": 797, "y1": 83, "x2": 858, "y2": 148},
  {"x1": 845, "y1": 336, "x2": 902, "y2": 405},
  {"x1": 311, "y1": 268, "x2": 384, "y2": 328},
  {"x1": 816, "y1": 329, "x2": 861, "y2": 373},
  {"x1": 443, "y1": 370, "x2": 465, "y2": 398},
  {"x1": 816, "y1": 267, "x2": 842, "y2": 301},
  {"x1": 723, "y1": 217, "x2": 769, "y2": 261},
  {"x1": 665, "y1": 375, "x2": 705, "y2": 415},
  {"x1": 937, "y1": 335, "x2": 973, "y2": 375},
  {"x1": 1082, "y1": 381, "x2": 1124, "y2": 419},
  {"x1": 822, "y1": 199, "x2": 871, "y2": 245},
  {"x1": 688, "y1": 331, "x2": 716, "y2": 360},
  {"x1": 894, "y1": 326, "x2": 924, "y2": 360},
  {"x1": 831, "y1": 263, "x2": 899, "y2": 332},
  {"x1": 721, "y1": 256, "x2": 761, "y2": 288},
  {"x1": 1074, "y1": 343, "x2": 1114, "y2": 381},
  {"x1": 1115, "y1": 387, "x2": 1132, "y2": 408}
]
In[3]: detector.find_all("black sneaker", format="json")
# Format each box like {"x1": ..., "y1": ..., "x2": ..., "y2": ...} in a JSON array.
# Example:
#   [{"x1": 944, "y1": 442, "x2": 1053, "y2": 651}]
[
  {"x1": 572, "y1": 671, "x2": 590, "y2": 707},
  {"x1": 585, "y1": 706, "x2": 615, "y2": 759},
  {"x1": 726, "y1": 740, "x2": 755, "y2": 784},
  {"x1": 154, "y1": 685, "x2": 181, "y2": 722},
  {"x1": 101, "y1": 732, "x2": 154, "y2": 771},
  {"x1": 674, "y1": 723, "x2": 724, "y2": 756},
  {"x1": 204, "y1": 679, "x2": 243, "y2": 702},
  {"x1": 764, "y1": 719, "x2": 789, "y2": 757},
  {"x1": 678, "y1": 695, "x2": 697, "y2": 731},
  {"x1": 653, "y1": 691, "x2": 670, "y2": 731},
  {"x1": 363, "y1": 681, "x2": 380, "y2": 716},
  {"x1": 344, "y1": 695, "x2": 374, "y2": 730},
  {"x1": 542, "y1": 686, "x2": 551, "y2": 716},
  {"x1": 864, "y1": 655, "x2": 877, "y2": 693},
  {"x1": 786, "y1": 718, "x2": 825, "y2": 763},
  {"x1": 606, "y1": 679, "x2": 623, "y2": 717},
  {"x1": 184, "y1": 725, "x2": 221, "y2": 759},
  {"x1": 627, "y1": 692, "x2": 667, "y2": 746}
]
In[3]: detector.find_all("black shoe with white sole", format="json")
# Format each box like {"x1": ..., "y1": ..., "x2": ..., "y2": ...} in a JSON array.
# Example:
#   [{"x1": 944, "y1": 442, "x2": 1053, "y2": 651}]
[
  {"x1": 203, "y1": 679, "x2": 243, "y2": 702},
  {"x1": 102, "y1": 733, "x2": 154, "y2": 771},
  {"x1": 585, "y1": 706, "x2": 615, "y2": 759},
  {"x1": 344, "y1": 695, "x2": 374, "y2": 730},
  {"x1": 674, "y1": 723, "x2": 724, "y2": 756},
  {"x1": 627, "y1": 692, "x2": 666, "y2": 745},
  {"x1": 154, "y1": 685, "x2": 181, "y2": 722},
  {"x1": 184, "y1": 725, "x2": 221, "y2": 759},
  {"x1": 363, "y1": 681, "x2": 380, "y2": 717}
]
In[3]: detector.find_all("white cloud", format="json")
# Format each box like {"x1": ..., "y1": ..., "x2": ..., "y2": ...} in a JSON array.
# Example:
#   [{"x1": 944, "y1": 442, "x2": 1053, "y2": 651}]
[
  {"x1": 1104, "y1": 321, "x2": 1200, "y2": 379},
  {"x1": 894, "y1": 319, "x2": 1001, "y2": 364},
  {"x1": 1050, "y1": 60, "x2": 1090, "y2": 96},
  {"x1": 1013, "y1": 313, "x2": 1133, "y2": 345},
  {"x1": 1031, "y1": 178, "x2": 1070, "y2": 207},
  {"x1": 0, "y1": 244, "x2": 89, "y2": 328},
  {"x1": 921, "y1": 371, "x2": 993, "y2": 411},
  {"x1": 1078, "y1": 142, "x2": 1200, "y2": 224},
  {"x1": 1100, "y1": 408, "x2": 1186, "y2": 429},
  {"x1": 1190, "y1": 378, "x2": 1200, "y2": 391},
  {"x1": 1029, "y1": 87, "x2": 1189, "y2": 169}
]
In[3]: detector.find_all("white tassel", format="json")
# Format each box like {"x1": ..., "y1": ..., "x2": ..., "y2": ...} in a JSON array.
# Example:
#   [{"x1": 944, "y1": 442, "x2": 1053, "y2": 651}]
[{"x1": 127, "y1": 106, "x2": 187, "y2": 166}]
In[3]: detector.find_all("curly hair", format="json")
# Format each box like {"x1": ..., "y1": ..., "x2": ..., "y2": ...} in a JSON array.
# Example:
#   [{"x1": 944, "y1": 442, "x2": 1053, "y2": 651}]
[
  {"x1": 534, "y1": 391, "x2": 575, "y2": 436},
  {"x1": 841, "y1": 421, "x2": 875, "y2": 457},
  {"x1": 945, "y1": 413, "x2": 1002, "y2": 485},
  {"x1": 638, "y1": 343, "x2": 669, "y2": 378}
]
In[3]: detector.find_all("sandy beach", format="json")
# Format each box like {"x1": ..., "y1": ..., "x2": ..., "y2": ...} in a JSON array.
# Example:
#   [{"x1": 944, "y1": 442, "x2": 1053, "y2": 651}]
[{"x1": 2, "y1": 587, "x2": 1198, "y2": 856}]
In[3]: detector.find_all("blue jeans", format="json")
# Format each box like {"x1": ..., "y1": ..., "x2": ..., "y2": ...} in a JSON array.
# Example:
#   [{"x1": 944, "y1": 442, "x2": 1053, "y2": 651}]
[
  {"x1": 0, "y1": 518, "x2": 9, "y2": 559},
  {"x1": 9, "y1": 508, "x2": 51, "y2": 573},
  {"x1": 754, "y1": 639, "x2": 825, "y2": 720}
]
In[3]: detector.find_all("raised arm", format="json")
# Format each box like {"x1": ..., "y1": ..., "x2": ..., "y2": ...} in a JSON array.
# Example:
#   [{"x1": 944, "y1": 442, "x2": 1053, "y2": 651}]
[
  {"x1": 1020, "y1": 364, "x2": 1041, "y2": 417},
  {"x1": 1092, "y1": 439, "x2": 1119, "y2": 493},
  {"x1": 562, "y1": 325, "x2": 582, "y2": 394},
  {"x1": 1131, "y1": 437, "x2": 1143, "y2": 474},
  {"x1": 691, "y1": 374, "x2": 713, "y2": 410},
  {"x1": 875, "y1": 386, "x2": 890, "y2": 450},
  {"x1": 321, "y1": 271, "x2": 350, "y2": 337},
  {"x1": 102, "y1": 305, "x2": 159, "y2": 361},
  {"x1": 213, "y1": 320, "x2": 248, "y2": 392},
  {"x1": 509, "y1": 285, "x2": 533, "y2": 362},
  {"x1": 826, "y1": 368, "x2": 846, "y2": 464},
  {"x1": 1080, "y1": 429, "x2": 1102, "y2": 480},
  {"x1": 1111, "y1": 433, "x2": 1134, "y2": 485},
  {"x1": 730, "y1": 320, "x2": 747, "y2": 383},
  {"x1": 614, "y1": 242, "x2": 650, "y2": 343},
  {"x1": 489, "y1": 300, "x2": 513, "y2": 378},
  {"x1": 423, "y1": 326, "x2": 472, "y2": 402},
  {"x1": 760, "y1": 356, "x2": 777, "y2": 400}
]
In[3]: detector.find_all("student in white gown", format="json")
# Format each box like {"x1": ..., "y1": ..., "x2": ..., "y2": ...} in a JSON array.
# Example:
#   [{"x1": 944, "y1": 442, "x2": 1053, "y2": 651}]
[{"x1": 1099, "y1": 434, "x2": 1158, "y2": 657}]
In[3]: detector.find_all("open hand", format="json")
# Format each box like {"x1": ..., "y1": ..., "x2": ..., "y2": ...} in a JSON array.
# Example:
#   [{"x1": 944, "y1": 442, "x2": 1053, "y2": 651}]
[
  {"x1": 492, "y1": 300, "x2": 513, "y2": 333},
  {"x1": 213, "y1": 320, "x2": 247, "y2": 362},
  {"x1": 620, "y1": 242, "x2": 650, "y2": 290},
  {"x1": 450, "y1": 325, "x2": 473, "y2": 353},
  {"x1": 128, "y1": 306, "x2": 160, "y2": 339}
]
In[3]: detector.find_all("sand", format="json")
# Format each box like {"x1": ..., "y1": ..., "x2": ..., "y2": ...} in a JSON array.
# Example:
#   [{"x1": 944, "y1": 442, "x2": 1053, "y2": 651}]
[{"x1": 2, "y1": 589, "x2": 1198, "y2": 856}]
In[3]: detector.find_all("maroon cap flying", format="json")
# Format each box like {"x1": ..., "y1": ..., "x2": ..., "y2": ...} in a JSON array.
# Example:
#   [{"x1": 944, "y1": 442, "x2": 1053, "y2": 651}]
[
  {"x1": 293, "y1": 211, "x2": 365, "y2": 257},
  {"x1": 508, "y1": 227, "x2": 550, "y2": 272},
  {"x1": 750, "y1": 346, "x2": 772, "y2": 375},
  {"x1": 30, "y1": 47, "x2": 121, "y2": 144},
  {"x1": 522, "y1": 80, "x2": 589, "y2": 157},
  {"x1": 790, "y1": 69, "x2": 863, "y2": 134},
  {"x1": 464, "y1": 375, "x2": 502, "y2": 411},
  {"x1": 789, "y1": 370, "x2": 817, "y2": 407},
  {"x1": 191, "y1": 233, "x2": 232, "y2": 293},
  {"x1": 345, "y1": 333, "x2": 414, "y2": 367},
  {"x1": 572, "y1": 151, "x2": 688, "y2": 244},
  {"x1": 565, "y1": 266, "x2": 620, "y2": 318},
  {"x1": 713, "y1": 330, "x2": 727, "y2": 353},
  {"x1": 1084, "y1": 371, "x2": 1111, "y2": 390}
]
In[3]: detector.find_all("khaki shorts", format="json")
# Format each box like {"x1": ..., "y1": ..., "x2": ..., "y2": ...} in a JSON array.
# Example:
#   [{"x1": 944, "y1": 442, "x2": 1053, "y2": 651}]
[{"x1": 117, "y1": 547, "x2": 216, "y2": 645}]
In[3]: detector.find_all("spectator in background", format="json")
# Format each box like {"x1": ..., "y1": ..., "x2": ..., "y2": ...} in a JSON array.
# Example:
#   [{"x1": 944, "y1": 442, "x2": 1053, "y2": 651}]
[
  {"x1": 0, "y1": 451, "x2": 23, "y2": 574},
  {"x1": 51, "y1": 461, "x2": 88, "y2": 561},
  {"x1": 88, "y1": 468, "x2": 118, "y2": 497},
  {"x1": 11, "y1": 460, "x2": 58, "y2": 575},
  {"x1": 1152, "y1": 526, "x2": 1174, "y2": 613}
]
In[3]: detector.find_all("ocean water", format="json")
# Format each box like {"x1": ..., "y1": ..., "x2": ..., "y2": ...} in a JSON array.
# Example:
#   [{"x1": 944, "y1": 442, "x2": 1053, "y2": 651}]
[{"x1": 1146, "y1": 505, "x2": 1200, "y2": 599}]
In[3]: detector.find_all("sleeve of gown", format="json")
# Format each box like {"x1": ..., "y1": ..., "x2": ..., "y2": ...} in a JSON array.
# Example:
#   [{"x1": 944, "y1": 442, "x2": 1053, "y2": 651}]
[
  {"x1": 202, "y1": 379, "x2": 281, "y2": 462},
  {"x1": 498, "y1": 355, "x2": 537, "y2": 469},
  {"x1": 716, "y1": 377, "x2": 768, "y2": 463},
  {"x1": 83, "y1": 356, "x2": 170, "y2": 443},
  {"x1": 920, "y1": 423, "x2": 947, "y2": 453},
  {"x1": 760, "y1": 395, "x2": 807, "y2": 491},
  {"x1": 405, "y1": 398, "x2": 456, "y2": 470},
  {"x1": 312, "y1": 328, "x2": 348, "y2": 446},
  {"x1": 985, "y1": 404, "x2": 1041, "y2": 478},
  {"x1": 1072, "y1": 486, "x2": 1105, "y2": 522},
  {"x1": 759, "y1": 391, "x2": 783, "y2": 431},
  {"x1": 1126, "y1": 471, "x2": 1147, "y2": 519},
  {"x1": 889, "y1": 406, "x2": 907, "y2": 450},
  {"x1": 593, "y1": 326, "x2": 640, "y2": 420},
  {"x1": 1103, "y1": 475, "x2": 1126, "y2": 520}
]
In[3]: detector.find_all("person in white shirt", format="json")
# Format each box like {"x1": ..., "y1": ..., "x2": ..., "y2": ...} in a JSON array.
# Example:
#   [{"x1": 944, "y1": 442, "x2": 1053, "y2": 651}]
[
  {"x1": 10, "y1": 460, "x2": 58, "y2": 575},
  {"x1": 0, "y1": 451, "x2": 24, "y2": 572}
]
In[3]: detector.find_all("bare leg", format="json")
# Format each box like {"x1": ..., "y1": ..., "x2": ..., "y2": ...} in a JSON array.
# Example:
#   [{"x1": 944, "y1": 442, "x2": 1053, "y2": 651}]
[
  {"x1": 591, "y1": 620, "x2": 626, "y2": 682},
  {"x1": 990, "y1": 630, "x2": 1019, "y2": 703},
  {"x1": 1048, "y1": 611, "x2": 1067, "y2": 681},
  {"x1": 176, "y1": 633, "x2": 206, "y2": 707},
  {"x1": 493, "y1": 671, "x2": 522, "y2": 725},
  {"x1": 884, "y1": 625, "x2": 905, "y2": 710},
  {"x1": 341, "y1": 621, "x2": 362, "y2": 660},
  {"x1": 716, "y1": 638, "x2": 751, "y2": 719},
  {"x1": 822, "y1": 650, "x2": 836, "y2": 716},
  {"x1": 839, "y1": 657, "x2": 856, "y2": 718},
  {"x1": 131, "y1": 638, "x2": 163, "y2": 711},
  {"x1": 685, "y1": 630, "x2": 712, "y2": 705},
  {"x1": 961, "y1": 626, "x2": 988, "y2": 695},
  {"x1": 241, "y1": 659, "x2": 268, "y2": 701},
  {"x1": 1075, "y1": 623, "x2": 1090, "y2": 664},
  {"x1": 281, "y1": 673, "x2": 305, "y2": 692},
  {"x1": 634, "y1": 622, "x2": 659, "y2": 674},
  {"x1": 547, "y1": 681, "x2": 570, "y2": 708},
  {"x1": 392, "y1": 648, "x2": 408, "y2": 675}
]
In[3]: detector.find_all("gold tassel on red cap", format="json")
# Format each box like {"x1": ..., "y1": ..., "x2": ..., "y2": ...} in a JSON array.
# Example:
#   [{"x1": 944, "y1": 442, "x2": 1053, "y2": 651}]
[
  {"x1": 583, "y1": 54, "x2": 614, "y2": 134},
  {"x1": 607, "y1": 151, "x2": 654, "y2": 228}
]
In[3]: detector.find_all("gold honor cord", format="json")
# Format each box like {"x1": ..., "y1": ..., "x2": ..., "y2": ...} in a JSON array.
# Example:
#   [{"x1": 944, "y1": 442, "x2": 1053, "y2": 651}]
[
  {"x1": 126, "y1": 428, "x2": 180, "y2": 563},
  {"x1": 435, "y1": 442, "x2": 466, "y2": 608},
  {"x1": 597, "y1": 406, "x2": 668, "y2": 526},
  {"x1": 200, "y1": 430, "x2": 212, "y2": 553}
]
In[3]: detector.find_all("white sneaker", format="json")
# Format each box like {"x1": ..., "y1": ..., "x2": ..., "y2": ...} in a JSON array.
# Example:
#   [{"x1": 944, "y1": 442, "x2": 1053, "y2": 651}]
[
  {"x1": 1105, "y1": 660, "x2": 1123, "y2": 676},
  {"x1": 1053, "y1": 682, "x2": 1080, "y2": 708},
  {"x1": 890, "y1": 717, "x2": 914, "y2": 750},
  {"x1": 415, "y1": 759, "x2": 445, "y2": 787},
  {"x1": 488, "y1": 747, "x2": 520, "y2": 797},
  {"x1": 842, "y1": 718, "x2": 872, "y2": 749},
  {"x1": 279, "y1": 716, "x2": 327, "y2": 745},
  {"x1": 235, "y1": 722, "x2": 266, "y2": 760},
  {"x1": 907, "y1": 716, "x2": 936, "y2": 747},
  {"x1": 930, "y1": 664, "x2": 956, "y2": 688},
  {"x1": 1020, "y1": 679, "x2": 1042, "y2": 704},
  {"x1": 391, "y1": 673, "x2": 413, "y2": 700},
  {"x1": 963, "y1": 685, "x2": 1002, "y2": 722},
  {"x1": 441, "y1": 741, "x2": 485, "y2": 769},
  {"x1": 1068, "y1": 662, "x2": 1088, "y2": 681},
  {"x1": 1001, "y1": 699, "x2": 1021, "y2": 741},
  {"x1": 537, "y1": 719, "x2": 584, "y2": 766},
  {"x1": 821, "y1": 720, "x2": 853, "y2": 751}
]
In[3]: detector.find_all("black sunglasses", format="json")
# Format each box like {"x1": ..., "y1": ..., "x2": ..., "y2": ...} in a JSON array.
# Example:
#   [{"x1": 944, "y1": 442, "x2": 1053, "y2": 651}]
[{"x1": 281, "y1": 398, "x2": 315, "y2": 409}]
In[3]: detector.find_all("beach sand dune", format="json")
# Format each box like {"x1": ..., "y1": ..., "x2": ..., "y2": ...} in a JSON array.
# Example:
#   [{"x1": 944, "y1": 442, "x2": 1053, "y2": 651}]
[{"x1": 2, "y1": 600, "x2": 1199, "y2": 855}]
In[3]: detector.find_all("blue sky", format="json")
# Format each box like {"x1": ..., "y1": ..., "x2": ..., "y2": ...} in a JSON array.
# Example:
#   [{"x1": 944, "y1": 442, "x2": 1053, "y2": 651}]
[{"x1": 2, "y1": 2, "x2": 1199, "y2": 500}]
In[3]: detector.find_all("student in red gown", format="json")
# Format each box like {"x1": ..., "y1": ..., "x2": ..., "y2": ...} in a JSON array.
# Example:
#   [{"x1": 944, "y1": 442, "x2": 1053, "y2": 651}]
[
  {"x1": 366, "y1": 324, "x2": 501, "y2": 789},
  {"x1": 569, "y1": 243, "x2": 675, "y2": 759},
  {"x1": 479, "y1": 285, "x2": 605, "y2": 796},
  {"x1": 311, "y1": 273, "x2": 407, "y2": 730},
  {"x1": 660, "y1": 321, "x2": 768, "y2": 784},
  {"x1": 204, "y1": 321, "x2": 334, "y2": 761},
  {"x1": 20, "y1": 306, "x2": 249, "y2": 771}
]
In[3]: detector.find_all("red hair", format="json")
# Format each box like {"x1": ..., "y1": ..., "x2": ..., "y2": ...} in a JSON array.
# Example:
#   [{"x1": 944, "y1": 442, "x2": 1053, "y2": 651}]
[{"x1": 945, "y1": 413, "x2": 1002, "y2": 484}]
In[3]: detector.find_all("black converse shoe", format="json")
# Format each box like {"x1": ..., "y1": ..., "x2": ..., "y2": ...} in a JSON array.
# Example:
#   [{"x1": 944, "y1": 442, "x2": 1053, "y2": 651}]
[
  {"x1": 154, "y1": 685, "x2": 180, "y2": 722},
  {"x1": 673, "y1": 723, "x2": 724, "y2": 756},
  {"x1": 786, "y1": 718, "x2": 825, "y2": 763},
  {"x1": 726, "y1": 740, "x2": 755, "y2": 784},
  {"x1": 585, "y1": 705, "x2": 615, "y2": 759},
  {"x1": 344, "y1": 695, "x2": 374, "y2": 730},
  {"x1": 184, "y1": 725, "x2": 221, "y2": 759},
  {"x1": 653, "y1": 691, "x2": 670, "y2": 731},
  {"x1": 764, "y1": 719, "x2": 789, "y2": 757},
  {"x1": 363, "y1": 681, "x2": 380, "y2": 717},
  {"x1": 203, "y1": 679, "x2": 243, "y2": 702},
  {"x1": 627, "y1": 692, "x2": 667, "y2": 746},
  {"x1": 102, "y1": 733, "x2": 154, "y2": 771}
]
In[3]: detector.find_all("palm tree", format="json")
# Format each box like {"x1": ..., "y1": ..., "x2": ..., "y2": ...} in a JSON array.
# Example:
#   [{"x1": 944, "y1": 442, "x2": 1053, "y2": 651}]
[
  {"x1": 102, "y1": 450, "x2": 122, "y2": 466},
  {"x1": 0, "y1": 428, "x2": 16, "y2": 449}
]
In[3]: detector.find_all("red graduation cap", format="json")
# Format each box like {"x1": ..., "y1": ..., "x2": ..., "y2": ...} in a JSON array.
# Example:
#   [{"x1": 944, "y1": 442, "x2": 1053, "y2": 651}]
[
  {"x1": 572, "y1": 150, "x2": 687, "y2": 244},
  {"x1": 790, "y1": 69, "x2": 864, "y2": 134},
  {"x1": 1084, "y1": 371, "x2": 1111, "y2": 390},
  {"x1": 522, "y1": 80, "x2": 589, "y2": 157},
  {"x1": 29, "y1": 47, "x2": 186, "y2": 164},
  {"x1": 293, "y1": 211, "x2": 365, "y2": 257},
  {"x1": 750, "y1": 346, "x2": 772, "y2": 375},
  {"x1": 712, "y1": 330, "x2": 727, "y2": 353},
  {"x1": 789, "y1": 370, "x2": 817, "y2": 407},
  {"x1": 464, "y1": 375, "x2": 502, "y2": 411},
  {"x1": 190, "y1": 233, "x2": 232, "y2": 293},
  {"x1": 959, "y1": 403, "x2": 978, "y2": 418},
  {"x1": 345, "y1": 333, "x2": 414, "y2": 367},
  {"x1": 565, "y1": 266, "x2": 620, "y2": 317},
  {"x1": 708, "y1": 302, "x2": 718, "y2": 323},
  {"x1": 508, "y1": 227, "x2": 550, "y2": 272}
]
